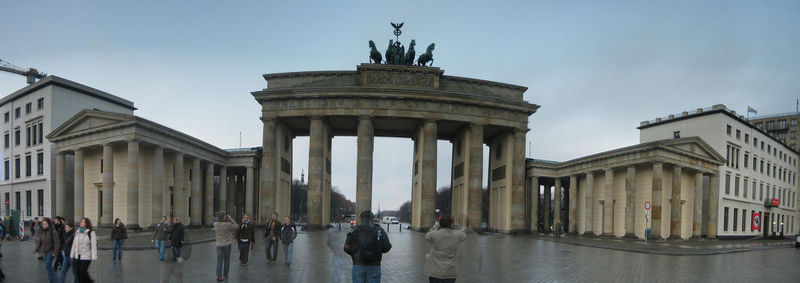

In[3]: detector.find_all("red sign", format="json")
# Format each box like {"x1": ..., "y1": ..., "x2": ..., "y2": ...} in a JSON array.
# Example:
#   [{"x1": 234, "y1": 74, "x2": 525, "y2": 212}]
[
  {"x1": 3, "y1": 199, "x2": 7, "y2": 205},
  {"x1": 752, "y1": 212, "x2": 761, "y2": 231},
  {"x1": 771, "y1": 198, "x2": 780, "y2": 206},
  {"x1": 644, "y1": 201, "x2": 651, "y2": 210}
]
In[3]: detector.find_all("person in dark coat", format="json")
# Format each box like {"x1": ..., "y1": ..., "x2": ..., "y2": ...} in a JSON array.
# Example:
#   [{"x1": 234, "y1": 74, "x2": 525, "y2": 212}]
[
  {"x1": 344, "y1": 211, "x2": 392, "y2": 283},
  {"x1": 34, "y1": 217, "x2": 60, "y2": 283},
  {"x1": 170, "y1": 216, "x2": 185, "y2": 262},
  {"x1": 235, "y1": 214, "x2": 255, "y2": 266},
  {"x1": 264, "y1": 213, "x2": 281, "y2": 264},
  {"x1": 60, "y1": 220, "x2": 76, "y2": 283},
  {"x1": 279, "y1": 216, "x2": 297, "y2": 266},
  {"x1": 52, "y1": 217, "x2": 66, "y2": 270},
  {"x1": 111, "y1": 218, "x2": 128, "y2": 260}
]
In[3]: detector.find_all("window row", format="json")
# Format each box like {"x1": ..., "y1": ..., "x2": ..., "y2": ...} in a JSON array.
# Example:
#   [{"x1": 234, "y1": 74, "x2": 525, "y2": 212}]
[
  {"x1": 724, "y1": 173, "x2": 797, "y2": 209},
  {"x1": 2, "y1": 152, "x2": 45, "y2": 180},
  {"x1": 2, "y1": 98, "x2": 44, "y2": 123},
  {"x1": 3, "y1": 190, "x2": 44, "y2": 217},
  {"x1": 3, "y1": 121, "x2": 44, "y2": 149},
  {"x1": 730, "y1": 123, "x2": 796, "y2": 167},
  {"x1": 722, "y1": 208, "x2": 794, "y2": 235}
]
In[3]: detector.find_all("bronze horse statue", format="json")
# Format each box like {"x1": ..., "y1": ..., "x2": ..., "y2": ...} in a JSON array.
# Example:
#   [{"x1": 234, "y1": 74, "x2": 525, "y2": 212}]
[
  {"x1": 417, "y1": 43, "x2": 435, "y2": 66},
  {"x1": 404, "y1": 40, "x2": 416, "y2": 65},
  {"x1": 368, "y1": 40, "x2": 382, "y2": 64},
  {"x1": 385, "y1": 40, "x2": 395, "y2": 65}
]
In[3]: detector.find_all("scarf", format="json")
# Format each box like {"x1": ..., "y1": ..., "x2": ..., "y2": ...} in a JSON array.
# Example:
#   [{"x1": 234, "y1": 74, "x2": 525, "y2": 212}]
[{"x1": 79, "y1": 227, "x2": 86, "y2": 233}]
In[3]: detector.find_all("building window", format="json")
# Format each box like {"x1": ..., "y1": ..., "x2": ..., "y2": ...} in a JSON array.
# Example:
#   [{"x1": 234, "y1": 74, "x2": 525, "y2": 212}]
[
  {"x1": 25, "y1": 190, "x2": 31, "y2": 216},
  {"x1": 744, "y1": 153, "x2": 749, "y2": 168},
  {"x1": 753, "y1": 157, "x2": 757, "y2": 172},
  {"x1": 26, "y1": 126, "x2": 30, "y2": 147},
  {"x1": 752, "y1": 180, "x2": 757, "y2": 200},
  {"x1": 673, "y1": 131, "x2": 680, "y2": 139},
  {"x1": 14, "y1": 157, "x2": 20, "y2": 179},
  {"x1": 724, "y1": 207, "x2": 729, "y2": 231},
  {"x1": 3, "y1": 160, "x2": 7, "y2": 181},
  {"x1": 37, "y1": 189, "x2": 43, "y2": 216},
  {"x1": 793, "y1": 131, "x2": 798, "y2": 140},
  {"x1": 733, "y1": 208, "x2": 738, "y2": 231},
  {"x1": 15, "y1": 192, "x2": 20, "y2": 211},
  {"x1": 31, "y1": 124, "x2": 37, "y2": 145},
  {"x1": 25, "y1": 155, "x2": 31, "y2": 177},
  {"x1": 743, "y1": 178, "x2": 748, "y2": 198},
  {"x1": 778, "y1": 119, "x2": 787, "y2": 129},
  {"x1": 736, "y1": 129, "x2": 741, "y2": 139},
  {"x1": 14, "y1": 107, "x2": 19, "y2": 118},
  {"x1": 38, "y1": 122, "x2": 42, "y2": 144},
  {"x1": 37, "y1": 98, "x2": 44, "y2": 110},
  {"x1": 761, "y1": 141, "x2": 764, "y2": 150},
  {"x1": 14, "y1": 129, "x2": 19, "y2": 146},
  {"x1": 754, "y1": 137, "x2": 758, "y2": 146},
  {"x1": 734, "y1": 176, "x2": 740, "y2": 196},
  {"x1": 742, "y1": 209, "x2": 747, "y2": 232},
  {"x1": 760, "y1": 183, "x2": 763, "y2": 200},
  {"x1": 25, "y1": 103, "x2": 31, "y2": 114},
  {"x1": 766, "y1": 121, "x2": 775, "y2": 130},
  {"x1": 725, "y1": 174, "x2": 731, "y2": 194},
  {"x1": 36, "y1": 152, "x2": 43, "y2": 175},
  {"x1": 726, "y1": 125, "x2": 732, "y2": 135},
  {"x1": 3, "y1": 112, "x2": 7, "y2": 123},
  {"x1": 745, "y1": 134, "x2": 749, "y2": 143},
  {"x1": 792, "y1": 118, "x2": 798, "y2": 126},
  {"x1": 760, "y1": 160, "x2": 764, "y2": 173},
  {"x1": 100, "y1": 159, "x2": 103, "y2": 173},
  {"x1": 3, "y1": 133, "x2": 7, "y2": 149}
]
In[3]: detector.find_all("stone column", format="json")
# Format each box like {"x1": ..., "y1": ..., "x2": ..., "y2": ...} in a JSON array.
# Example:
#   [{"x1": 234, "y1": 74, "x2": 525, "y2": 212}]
[
  {"x1": 245, "y1": 166, "x2": 254, "y2": 217},
  {"x1": 152, "y1": 146, "x2": 164, "y2": 224},
  {"x1": 126, "y1": 140, "x2": 140, "y2": 229},
  {"x1": 669, "y1": 165, "x2": 682, "y2": 239},
  {"x1": 204, "y1": 162, "x2": 214, "y2": 225},
  {"x1": 624, "y1": 166, "x2": 636, "y2": 238},
  {"x1": 173, "y1": 153, "x2": 185, "y2": 220},
  {"x1": 307, "y1": 117, "x2": 325, "y2": 229},
  {"x1": 261, "y1": 118, "x2": 277, "y2": 224},
  {"x1": 467, "y1": 124, "x2": 484, "y2": 230},
  {"x1": 585, "y1": 172, "x2": 594, "y2": 235},
  {"x1": 543, "y1": 181, "x2": 551, "y2": 232},
  {"x1": 55, "y1": 152, "x2": 66, "y2": 217},
  {"x1": 101, "y1": 143, "x2": 114, "y2": 226},
  {"x1": 569, "y1": 175, "x2": 578, "y2": 233},
  {"x1": 420, "y1": 120, "x2": 438, "y2": 230},
  {"x1": 554, "y1": 177, "x2": 562, "y2": 235},
  {"x1": 651, "y1": 162, "x2": 663, "y2": 239},
  {"x1": 692, "y1": 172, "x2": 704, "y2": 238},
  {"x1": 219, "y1": 166, "x2": 227, "y2": 213},
  {"x1": 530, "y1": 177, "x2": 539, "y2": 232},
  {"x1": 74, "y1": 149, "x2": 84, "y2": 219},
  {"x1": 603, "y1": 168, "x2": 614, "y2": 235},
  {"x1": 191, "y1": 158, "x2": 201, "y2": 226},
  {"x1": 511, "y1": 129, "x2": 527, "y2": 231},
  {"x1": 707, "y1": 174, "x2": 718, "y2": 238},
  {"x1": 355, "y1": 116, "x2": 374, "y2": 224}
]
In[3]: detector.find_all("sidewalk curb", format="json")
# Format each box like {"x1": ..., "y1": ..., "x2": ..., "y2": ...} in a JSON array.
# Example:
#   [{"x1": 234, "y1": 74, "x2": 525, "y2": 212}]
[
  {"x1": 97, "y1": 238, "x2": 216, "y2": 250},
  {"x1": 534, "y1": 235, "x2": 795, "y2": 256}
]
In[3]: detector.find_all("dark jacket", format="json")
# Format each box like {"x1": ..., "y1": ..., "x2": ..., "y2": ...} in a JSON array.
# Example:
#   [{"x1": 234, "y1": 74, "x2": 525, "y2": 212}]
[
  {"x1": 236, "y1": 221, "x2": 255, "y2": 242},
  {"x1": 279, "y1": 222, "x2": 297, "y2": 244},
  {"x1": 54, "y1": 223, "x2": 66, "y2": 251},
  {"x1": 111, "y1": 224, "x2": 127, "y2": 240},
  {"x1": 153, "y1": 221, "x2": 170, "y2": 241},
  {"x1": 343, "y1": 224, "x2": 392, "y2": 266},
  {"x1": 62, "y1": 229, "x2": 75, "y2": 256},
  {"x1": 34, "y1": 227, "x2": 60, "y2": 255},
  {"x1": 170, "y1": 223, "x2": 185, "y2": 247},
  {"x1": 264, "y1": 219, "x2": 281, "y2": 239}
]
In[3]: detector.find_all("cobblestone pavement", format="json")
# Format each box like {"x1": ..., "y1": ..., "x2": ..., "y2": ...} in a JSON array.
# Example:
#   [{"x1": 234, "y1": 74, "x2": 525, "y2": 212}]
[{"x1": 2, "y1": 224, "x2": 799, "y2": 282}]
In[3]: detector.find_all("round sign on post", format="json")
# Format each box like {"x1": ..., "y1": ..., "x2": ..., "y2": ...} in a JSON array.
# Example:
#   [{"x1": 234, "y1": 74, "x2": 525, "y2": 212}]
[
  {"x1": 644, "y1": 201, "x2": 651, "y2": 210},
  {"x1": 752, "y1": 212, "x2": 761, "y2": 231}
]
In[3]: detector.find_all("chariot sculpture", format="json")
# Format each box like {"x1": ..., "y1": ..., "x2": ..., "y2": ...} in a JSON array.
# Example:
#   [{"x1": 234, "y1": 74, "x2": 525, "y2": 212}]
[{"x1": 367, "y1": 22, "x2": 435, "y2": 67}]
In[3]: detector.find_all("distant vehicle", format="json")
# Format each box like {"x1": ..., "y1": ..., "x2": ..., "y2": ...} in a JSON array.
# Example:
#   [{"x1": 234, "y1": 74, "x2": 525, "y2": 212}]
[{"x1": 381, "y1": 216, "x2": 399, "y2": 224}]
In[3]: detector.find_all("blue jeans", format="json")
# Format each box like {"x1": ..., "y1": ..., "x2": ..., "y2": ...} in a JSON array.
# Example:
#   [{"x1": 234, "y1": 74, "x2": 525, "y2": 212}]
[
  {"x1": 156, "y1": 240, "x2": 167, "y2": 260},
  {"x1": 282, "y1": 243, "x2": 293, "y2": 263},
  {"x1": 112, "y1": 239, "x2": 124, "y2": 260},
  {"x1": 352, "y1": 265, "x2": 381, "y2": 283},
  {"x1": 44, "y1": 253, "x2": 57, "y2": 283},
  {"x1": 266, "y1": 237, "x2": 278, "y2": 261},
  {"x1": 58, "y1": 257, "x2": 75, "y2": 283},
  {"x1": 216, "y1": 245, "x2": 231, "y2": 278},
  {"x1": 172, "y1": 245, "x2": 181, "y2": 260}
]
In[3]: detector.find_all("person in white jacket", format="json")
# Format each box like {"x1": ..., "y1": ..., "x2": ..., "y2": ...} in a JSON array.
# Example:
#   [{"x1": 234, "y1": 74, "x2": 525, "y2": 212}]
[
  {"x1": 424, "y1": 216, "x2": 467, "y2": 283},
  {"x1": 70, "y1": 217, "x2": 97, "y2": 283}
]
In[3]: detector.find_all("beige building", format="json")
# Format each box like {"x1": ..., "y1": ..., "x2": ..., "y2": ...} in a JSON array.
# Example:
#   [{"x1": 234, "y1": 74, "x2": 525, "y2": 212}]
[
  {"x1": 0, "y1": 76, "x2": 135, "y2": 220},
  {"x1": 750, "y1": 112, "x2": 800, "y2": 151}
]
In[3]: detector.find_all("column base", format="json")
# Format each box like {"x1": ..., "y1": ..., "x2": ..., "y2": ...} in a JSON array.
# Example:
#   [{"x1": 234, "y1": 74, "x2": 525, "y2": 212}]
[
  {"x1": 689, "y1": 235, "x2": 704, "y2": 240},
  {"x1": 667, "y1": 234, "x2": 683, "y2": 240},
  {"x1": 622, "y1": 233, "x2": 637, "y2": 239},
  {"x1": 126, "y1": 224, "x2": 142, "y2": 231},
  {"x1": 599, "y1": 233, "x2": 616, "y2": 238},
  {"x1": 582, "y1": 231, "x2": 595, "y2": 237}
]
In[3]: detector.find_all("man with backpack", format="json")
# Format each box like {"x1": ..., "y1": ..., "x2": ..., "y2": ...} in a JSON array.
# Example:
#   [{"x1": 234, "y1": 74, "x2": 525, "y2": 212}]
[{"x1": 343, "y1": 210, "x2": 392, "y2": 283}]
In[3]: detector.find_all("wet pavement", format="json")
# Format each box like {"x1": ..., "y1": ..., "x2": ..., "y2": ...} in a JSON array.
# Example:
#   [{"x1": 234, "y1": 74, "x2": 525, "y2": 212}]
[{"x1": 2, "y1": 224, "x2": 799, "y2": 282}]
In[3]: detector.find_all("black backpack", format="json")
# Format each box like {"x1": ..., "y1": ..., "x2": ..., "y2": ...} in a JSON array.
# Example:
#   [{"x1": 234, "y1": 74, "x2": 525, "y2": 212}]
[{"x1": 352, "y1": 225, "x2": 388, "y2": 262}]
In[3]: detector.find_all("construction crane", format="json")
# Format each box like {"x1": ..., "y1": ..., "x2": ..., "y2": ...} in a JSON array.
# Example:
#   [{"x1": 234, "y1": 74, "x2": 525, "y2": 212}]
[{"x1": 0, "y1": 58, "x2": 47, "y2": 84}]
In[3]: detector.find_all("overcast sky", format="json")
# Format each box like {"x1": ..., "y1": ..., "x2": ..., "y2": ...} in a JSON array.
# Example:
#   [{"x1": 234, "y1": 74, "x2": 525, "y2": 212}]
[{"x1": 2, "y1": 1, "x2": 798, "y2": 211}]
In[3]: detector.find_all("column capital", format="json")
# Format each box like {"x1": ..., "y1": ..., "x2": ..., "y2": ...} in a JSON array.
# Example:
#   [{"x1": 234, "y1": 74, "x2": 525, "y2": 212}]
[
  {"x1": 423, "y1": 119, "x2": 438, "y2": 125},
  {"x1": 127, "y1": 138, "x2": 139, "y2": 143},
  {"x1": 469, "y1": 123, "x2": 485, "y2": 128},
  {"x1": 103, "y1": 142, "x2": 114, "y2": 148},
  {"x1": 309, "y1": 115, "x2": 325, "y2": 121},
  {"x1": 358, "y1": 115, "x2": 374, "y2": 121}
]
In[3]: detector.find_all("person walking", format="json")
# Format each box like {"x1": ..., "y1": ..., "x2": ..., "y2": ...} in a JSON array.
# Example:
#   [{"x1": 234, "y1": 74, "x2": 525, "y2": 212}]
[
  {"x1": 424, "y1": 215, "x2": 467, "y2": 283},
  {"x1": 59, "y1": 221, "x2": 76, "y2": 283},
  {"x1": 264, "y1": 213, "x2": 281, "y2": 264},
  {"x1": 279, "y1": 216, "x2": 297, "y2": 266},
  {"x1": 235, "y1": 214, "x2": 255, "y2": 266},
  {"x1": 52, "y1": 217, "x2": 66, "y2": 270},
  {"x1": 152, "y1": 216, "x2": 170, "y2": 261},
  {"x1": 32, "y1": 217, "x2": 42, "y2": 260},
  {"x1": 214, "y1": 211, "x2": 238, "y2": 281},
  {"x1": 34, "y1": 217, "x2": 60, "y2": 283},
  {"x1": 170, "y1": 216, "x2": 185, "y2": 262},
  {"x1": 344, "y1": 211, "x2": 392, "y2": 283},
  {"x1": 111, "y1": 218, "x2": 128, "y2": 261},
  {"x1": 70, "y1": 218, "x2": 97, "y2": 283}
]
